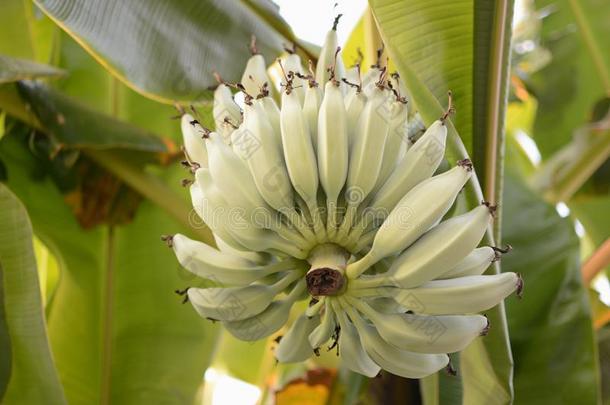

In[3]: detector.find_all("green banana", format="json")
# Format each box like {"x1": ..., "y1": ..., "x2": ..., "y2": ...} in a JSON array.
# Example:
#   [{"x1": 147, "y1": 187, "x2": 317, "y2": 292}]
[
  {"x1": 317, "y1": 81, "x2": 349, "y2": 234},
  {"x1": 375, "y1": 100, "x2": 409, "y2": 190},
  {"x1": 241, "y1": 52, "x2": 272, "y2": 97},
  {"x1": 346, "y1": 162, "x2": 473, "y2": 278},
  {"x1": 332, "y1": 301, "x2": 381, "y2": 377},
  {"x1": 224, "y1": 280, "x2": 306, "y2": 341},
  {"x1": 348, "y1": 296, "x2": 487, "y2": 353},
  {"x1": 172, "y1": 233, "x2": 298, "y2": 285},
  {"x1": 181, "y1": 114, "x2": 208, "y2": 168},
  {"x1": 308, "y1": 302, "x2": 337, "y2": 349},
  {"x1": 188, "y1": 270, "x2": 302, "y2": 321},
  {"x1": 315, "y1": 17, "x2": 344, "y2": 86},
  {"x1": 386, "y1": 205, "x2": 493, "y2": 288},
  {"x1": 282, "y1": 52, "x2": 306, "y2": 103},
  {"x1": 275, "y1": 313, "x2": 320, "y2": 363},
  {"x1": 386, "y1": 273, "x2": 522, "y2": 315},
  {"x1": 213, "y1": 83, "x2": 242, "y2": 143},
  {"x1": 439, "y1": 246, "x2": 498, "y2": 279},
  {"x1": 342, "y1": 301, "x2": 449, "y2": 378},
  {"x1": 303, "y1": 84, "x2": 322, "y2": 149},
  {"x1": 366, "y1": 120, "x2": 448, "y2": 221}
]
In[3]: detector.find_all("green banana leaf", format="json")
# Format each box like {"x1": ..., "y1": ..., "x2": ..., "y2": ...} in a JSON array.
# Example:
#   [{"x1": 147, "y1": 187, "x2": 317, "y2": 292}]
[
  {"x1": 0, "y1": 0, "x2": 57, "y2": 62},
  {"x1": 369, "y1": 1, "x2": 515, "y2": 403},
  {"x1": 17, "y1": 81, "x2": 167, "y2": 152},
  {"x1": 502, "y1": 171, "x2": 600, "y2": 404},
  {"x1": 33, "y1": 0, "x2": 301, "y2": 103},
  {"x1": 0, "y1": 125, "x2": 219, "y2": 404},
  {"x1": 529, "y1": 0, "x2": 610, "y2": 158},
  {"x1": 0, "y1": 183, "x2": 67, "y2": 404},
  {"x1": 0, "y1": 54, "x2": 65, "y2": 84},
  {"x1": 571, "y1": 196, "x2": 610, "y2": 277}
]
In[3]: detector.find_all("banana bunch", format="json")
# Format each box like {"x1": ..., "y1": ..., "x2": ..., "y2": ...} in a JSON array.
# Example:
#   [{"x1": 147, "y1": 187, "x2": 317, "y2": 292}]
[{"x1": 167, "y1": 19, "x2": 522, "y2": 379}]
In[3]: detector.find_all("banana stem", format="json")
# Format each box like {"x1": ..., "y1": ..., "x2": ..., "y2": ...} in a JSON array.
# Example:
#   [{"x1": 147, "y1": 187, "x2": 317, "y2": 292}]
[{"x1": 306, "y1": 243, "x2": 349, "y2": 296}]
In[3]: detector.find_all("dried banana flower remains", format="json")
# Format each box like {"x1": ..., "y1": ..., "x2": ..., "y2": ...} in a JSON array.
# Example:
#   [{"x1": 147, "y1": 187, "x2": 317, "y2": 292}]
[{"x1": 166, "y1": 19, "x2": 522, "y2": 378}]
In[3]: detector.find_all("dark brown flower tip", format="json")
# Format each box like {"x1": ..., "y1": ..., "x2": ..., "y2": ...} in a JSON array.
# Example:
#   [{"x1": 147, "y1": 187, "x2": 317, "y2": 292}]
[
  {"x1": 174, "y1": 287, "x2": 190, "y2": 304},
  {"x1": 457, "y1": 158, "x2": 473, "y2": 171},
  {"x1": 491, "y1": 244, "x2": 513, "y2": 262},
  {"x1": 161, "y1": 234, "x2": 174, "y2": 247},
  {"x1": 480, "y1": 315, "x2": 490, "y2": 336},
  {"x1": 445, "y1": 360, "x2": 458, "y2": 376},
  {"x1": 327, "y1": 47, "x2": 342, "y2": 86},
  {"x1": 482, "y1": 200, "x2": 498, "y2": 217},
  {"x1": 516, "y1": 273, "x2": 524, "y2": 299},
  {"x1": 181, "y1": 178, "x2": 194, "y2": 187},
  {"x1": 306, "y1": 268, "x2": 345, "y2": 296},
  {"x1": 283, "y1": 42, "x2": 297, "y2": 54},
  {"x1": 332, "y1": 14, "x2": 343, "y2": 31},
  {"x1": 440, "y1": 90, "x2": 456, "y2": 124},
  {"x1": 313, "y1": 348, "x2": 321, "y2": 357}
]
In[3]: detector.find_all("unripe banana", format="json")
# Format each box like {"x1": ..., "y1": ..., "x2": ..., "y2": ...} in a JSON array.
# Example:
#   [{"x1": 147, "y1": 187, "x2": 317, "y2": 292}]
[
  {"x1": 308, "y1": 304, "x2": 337, "y2": 348},
  {"x1": 191, "y1": 169, "x2": 250, "y2": 252},
  {"x1": 282, "y1": 52, "x2": 306, "y2": 104},
  {"x1": 242, "y1": 101, "x2": 295, "y2": 212},
  {"x1": 346, "y1": 162, "x2": 473, "y2": 278},
  {"x1": 361, "y1": 67, "x2": 384, "y2": 98},
  {"x1": 191, "y1": 169, "x2": 273, "y2": 266},
  {"x1": 206, "y1": 131, "x2": 269, "y2": 214},
  {"x1": 342, "y1": 302, "x2": 449, "y2": 378},
  {"x1": 181, "y1": 114, "x2": 208, "y2": 168},
  {"x1": 172, "y1": 233, "x2": 296, "y2": 285},
  {"x1": 305, "y1": 297, "x2": 325, "y2": 317},
  {"x1": 280, "y1": 90, "x2": 318, "y2": 206},
  {"x1": 332, "y1": 301, "x2": 381, "y2": 377},
  {"x1": 213, "y1": 83, "x2": 242, "y2": 143},
  {"x1": 343, "y1": 66, "x2": 362, "y2": 105},
  {"x1": 386, "y1": 273, "x2": 522, "y2": 315},
  {"x1": 344, "y1": 90, "x2": 366, "y2": 147},
  {"x1": 375, "y1": 100, "x2": 408, "y2": 189},
  {"x1": 280, "y1": 89, "x2": 326, "y2": 239},
  {"x1": 188, "y1": 270, "x2": 302, "y2": 321},
  {"x1": 317, "y1": 81, "x2": 349, "y2": 233},
  {"x1": 303, "y1": 84, "x2": 322, "y2": 149},
  {"x1": 345, "y1": 87, "x2": 391, "y2": 201},
  {"x1": 386, "y1": 205, "x2": 493, "y2": 288},
  {"x1": 193, "y1": 167, "x2": 307, "y2": 257},
  {"x1": 348, "y1": 296, "x2": 487, "y2": 353},
  {"x1": 315, "y1": 21, "x2": 345, "y2": 86},
  {"x1": 275, "y1": 313, "x2": 320, "y2": 363},
  {"x1": 336, "y1": 88, "x2": 391, "y2": 242},
  {"x1": 241, "y1": 53, "x2": 272, "y2": 98},
  {"x1": 440, "y1": 246, "x2": 497, "y2": 279},
  {"x1": 213, "y1": 236, "x2": 269, "y2": 265},
  {"x1": 224, "y1": 280, "x2": 306, "y2": 341},
  {"x1": 260, "y1": 96, "x2": 282, "y2": 145},
  {"x1": 368, "y1": 120, "x2": 447, "y2": 217}
]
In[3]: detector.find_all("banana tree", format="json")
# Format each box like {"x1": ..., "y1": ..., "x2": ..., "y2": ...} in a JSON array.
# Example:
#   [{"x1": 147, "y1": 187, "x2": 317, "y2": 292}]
[{"x1": 0, "y1": 0, "x2": 605, "y2": 404}]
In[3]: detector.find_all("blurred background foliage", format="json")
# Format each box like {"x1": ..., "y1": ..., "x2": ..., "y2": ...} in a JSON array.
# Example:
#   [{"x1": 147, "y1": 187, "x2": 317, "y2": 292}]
[{"x1": 0, "y1": 0, "x2": 609, "y2": 404}]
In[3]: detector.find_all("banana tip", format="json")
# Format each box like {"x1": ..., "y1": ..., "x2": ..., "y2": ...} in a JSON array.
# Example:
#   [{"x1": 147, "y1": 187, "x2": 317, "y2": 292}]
[
  {"x1": 161, "y1": 234, "x2": 174, "y2": 247},
  {"x1": 480, "y1": 315, "x2": 491, "y2": 336},
  {"x1": 457, "y1": 159, "x2": 473, "y2": 172},
  {"x1": 445, "y1": 361, "x2": 458, "y2": 376},
  {"x1": 516, "y1": 273, "x2": 524, "y2": 298}
]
